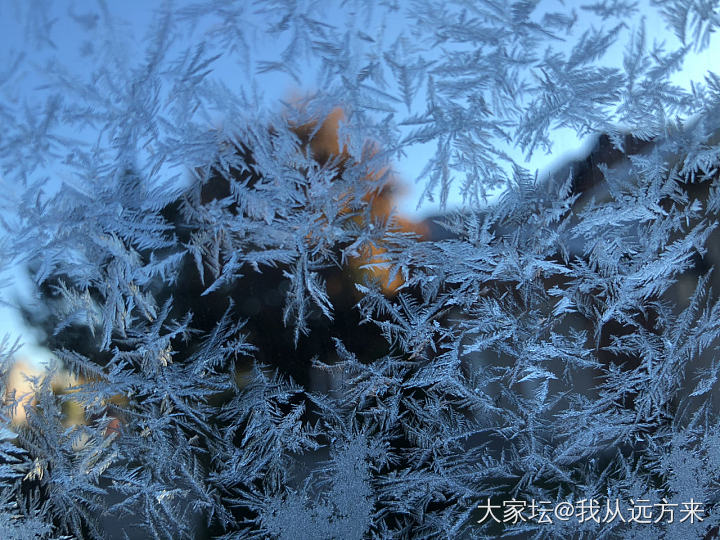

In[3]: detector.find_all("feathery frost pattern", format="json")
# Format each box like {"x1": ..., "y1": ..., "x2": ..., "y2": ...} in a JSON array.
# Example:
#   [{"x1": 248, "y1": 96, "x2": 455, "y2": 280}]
[{"x1": 0, "y1": 0, "x2": 719, "y2": 537}]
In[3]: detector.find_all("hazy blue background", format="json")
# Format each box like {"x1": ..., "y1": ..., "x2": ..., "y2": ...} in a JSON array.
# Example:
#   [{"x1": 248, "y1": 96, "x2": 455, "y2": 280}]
[{"x1": 0, "y1": 0, "x2": 716, "y2": 369}]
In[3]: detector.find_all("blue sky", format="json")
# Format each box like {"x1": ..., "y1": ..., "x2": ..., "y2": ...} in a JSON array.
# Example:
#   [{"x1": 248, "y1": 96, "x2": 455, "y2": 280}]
[{"x1": 1, "y1": 1, "x2": 716, "y2": 211}]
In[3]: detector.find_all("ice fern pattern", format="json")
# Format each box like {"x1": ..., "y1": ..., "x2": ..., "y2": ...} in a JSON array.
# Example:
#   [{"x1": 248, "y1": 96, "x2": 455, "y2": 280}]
[{"x1": 0, "y1": 0, "x2": 719, "y2": 538}]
